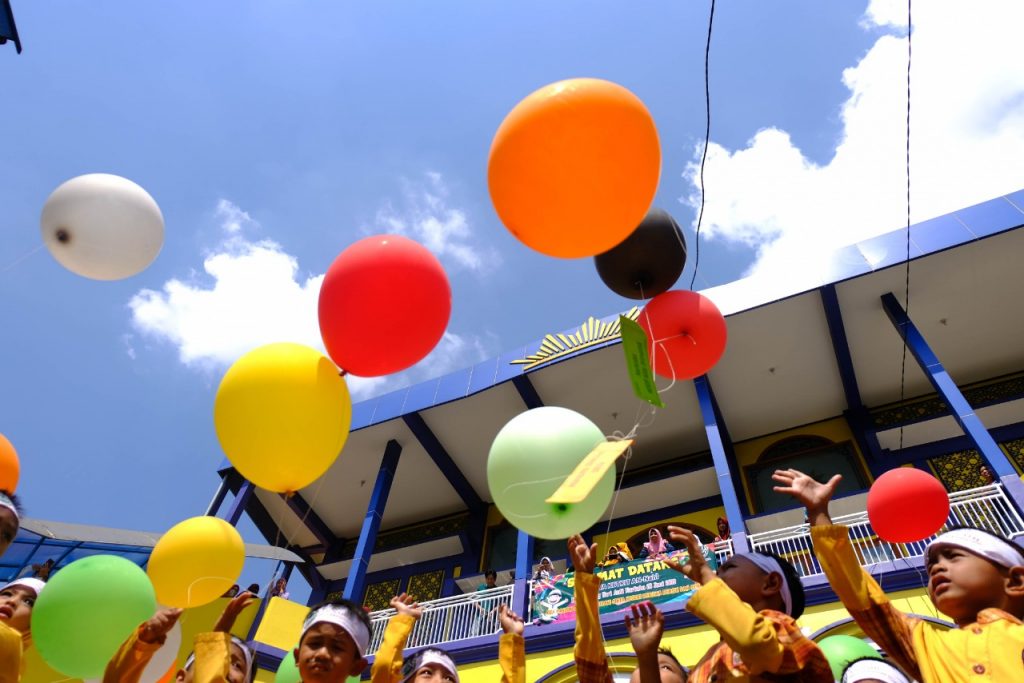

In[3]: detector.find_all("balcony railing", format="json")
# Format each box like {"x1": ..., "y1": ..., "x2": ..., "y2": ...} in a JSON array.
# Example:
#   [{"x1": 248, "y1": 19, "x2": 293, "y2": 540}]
[
  {"x1": 364, "y1": 485, "x2": 1023, "y2": 654},
  {"x1": 747, "y1": 484, "x2": 1024, "y2": 579},
  {"x1": 367, "y1": 584, "x2": 514, "y2": 655}
]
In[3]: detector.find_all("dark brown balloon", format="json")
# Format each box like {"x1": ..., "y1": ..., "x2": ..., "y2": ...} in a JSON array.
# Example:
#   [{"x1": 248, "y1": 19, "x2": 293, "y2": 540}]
[{"x1": 594, "y1": 208, "x2": 687, "y2": 299}]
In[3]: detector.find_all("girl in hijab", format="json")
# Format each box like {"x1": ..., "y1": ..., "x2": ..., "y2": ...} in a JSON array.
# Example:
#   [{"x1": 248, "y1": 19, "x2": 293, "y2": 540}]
[{"x1": 636, "y1": 528, "x2": 675, "y2": 560}]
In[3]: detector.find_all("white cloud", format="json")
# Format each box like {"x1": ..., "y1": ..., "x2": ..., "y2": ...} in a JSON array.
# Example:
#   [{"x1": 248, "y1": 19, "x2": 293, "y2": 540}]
[
  {"x1": 128, "y1": 199, "x2": 491, "y2": 399},
  {"x1": 375, "y1": 172, "x2": 499, "y2": 272},
  {"x1": 683, "y1": 0, "x2": 1024, "y2": 280}
]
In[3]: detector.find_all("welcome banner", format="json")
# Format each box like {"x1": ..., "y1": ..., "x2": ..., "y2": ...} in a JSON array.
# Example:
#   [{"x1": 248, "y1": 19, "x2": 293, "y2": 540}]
[{"x1": 531, "y1": 546, "x2": 719, "y2": 623}]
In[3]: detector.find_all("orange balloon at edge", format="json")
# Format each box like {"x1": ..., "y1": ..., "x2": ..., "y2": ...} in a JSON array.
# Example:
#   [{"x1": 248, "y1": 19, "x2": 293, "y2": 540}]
[
  {"x1": 488, "y1": 78, "x2": 661, "y2": 259},
  {"x1": 0, "y1": 433, "x2": 20, "y2": 493}
]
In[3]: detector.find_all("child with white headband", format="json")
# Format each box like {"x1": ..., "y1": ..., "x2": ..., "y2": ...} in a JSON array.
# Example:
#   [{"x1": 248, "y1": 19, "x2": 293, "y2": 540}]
[
  {"x1": 0, "y1": 577, "x2": 45, "y2": 682},
  {"x1": 103, "y1": 591, "x2": 257, "y2": 683},
  {"x1": 775, "y1": 468, "x2": 1024, "y2": 683},
  {"x1": 371, "y1": 592, "x2": 525, "y2": 683},
  {"x1": 840, "y1": 657, "x2": 913, "y2": 683},
  {"x1": 665, "y1": 527, "x2": 830, "y2": 682},
  {"x1": 294, "y1": 597, "x2": 371, "y2": 683}
]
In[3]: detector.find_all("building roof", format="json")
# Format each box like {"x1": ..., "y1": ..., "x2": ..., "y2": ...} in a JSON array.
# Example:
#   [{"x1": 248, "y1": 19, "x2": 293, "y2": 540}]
[{"x1": 243, "y1": 190, "x2": 1024, "y2": 579}]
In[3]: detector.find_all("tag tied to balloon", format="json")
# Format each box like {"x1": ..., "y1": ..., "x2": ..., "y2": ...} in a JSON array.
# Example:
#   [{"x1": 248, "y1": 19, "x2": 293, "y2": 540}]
[
  {"x1": 147, "y1": 516, "x2": 245, "y2": 608},
  {"x1": 487, "y1": 407, "x2": 617, "y2": 540},
  {"x1": 40, "y1": 173, "x2": 165, "y2": 280},
  {"x1": 32, "y1": 554, "x2": 157, "y2": 679},
  {"x1": 639, "y1": 290, "x2": 727, "y2": 381},
  {"x1": 867, "y1": 468, "x2": 950, "y2": 543},
  {"x1": 318, "y1": 234, "x2": 451, "y2": 377},
  {"x1": 214, "y1": 342, "x2": 352, "y2": 493},
  {"x1": 488, "y1": 78, "x2": 661, "y2": 259},
  {"x1": 595, "y1": 208, "x2": 687, "y2": 300}
]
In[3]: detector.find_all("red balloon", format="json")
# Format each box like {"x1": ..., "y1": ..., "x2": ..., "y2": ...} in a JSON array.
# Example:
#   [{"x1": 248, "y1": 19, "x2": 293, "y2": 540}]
[
  {"x1": 867, "y1": 468, "x2": 950, "y2": 543},
  {"x1": 638, "y1": 290, "x2": 727, "y2": 380},
  {"x1": 318, "y1": 235, "x2": 451, "y2": 377}
]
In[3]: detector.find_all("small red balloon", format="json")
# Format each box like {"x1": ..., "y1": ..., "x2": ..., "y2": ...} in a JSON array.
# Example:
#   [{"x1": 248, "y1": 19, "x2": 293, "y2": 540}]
[
  {"x1": 318, "y1": 235, "x2": 451, "y2": 377},
  {"x1": 638, "y1": 290, "x2": 727, "y2": 380},
  {"x1": 867, "y1": 468, "x2": 950, "y2": 543}
]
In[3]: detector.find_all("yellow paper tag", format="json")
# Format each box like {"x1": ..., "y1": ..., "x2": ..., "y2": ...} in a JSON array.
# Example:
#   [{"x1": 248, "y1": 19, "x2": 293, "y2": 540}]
[{"x1": 546, "y1": 439, "x2": 634, "y2": 504}]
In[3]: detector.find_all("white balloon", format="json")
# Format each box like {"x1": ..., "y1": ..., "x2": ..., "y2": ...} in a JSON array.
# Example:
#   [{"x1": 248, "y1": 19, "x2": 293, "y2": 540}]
[{"x1": 40, "y1": 173, "x2": 164, "y2": 280}]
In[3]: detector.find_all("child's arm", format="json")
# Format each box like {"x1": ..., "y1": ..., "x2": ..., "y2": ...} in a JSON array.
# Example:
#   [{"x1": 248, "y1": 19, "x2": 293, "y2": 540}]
[
  {"x1": 498, "y1": 605, "x2": 526, "y2": 683},
  {"x1": 0, "y1": 622, "x2": 24, "y2": 683},
  {"x1": 371, "y1": 593, "x2": 421, "y2": 683},
  {"x1": 103, "y1": 607, "x2": 183, "y2": 683},
  {"x1": 773, "y1": 469, "x2": 923, "y2": 681},
  {"x1": 624, "y1": 602, "x2": 663, "y2": 683},
  {"x1": 569, "y1": 535, "x2": 613, "y2": 683}
]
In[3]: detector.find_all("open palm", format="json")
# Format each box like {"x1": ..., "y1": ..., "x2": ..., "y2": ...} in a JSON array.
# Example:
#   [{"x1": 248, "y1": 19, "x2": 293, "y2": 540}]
[{"x1": 771, "y1": 469, "x2": 842, "y2": 511}]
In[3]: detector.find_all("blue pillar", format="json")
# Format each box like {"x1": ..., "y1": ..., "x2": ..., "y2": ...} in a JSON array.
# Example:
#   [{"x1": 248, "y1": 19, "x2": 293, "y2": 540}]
[
  {"x1": 224, "y1": 480, "x2": 254, "y2": 526},
  {"x1": 512, "y1": 529, "x2": 535, "y2": 617},
  {"x1": 344, "y1": 440, "x2": 402, "y2": 603},
  {"x1": 693, "y1": 376, "x2": 750, "y2": 553},
  {"x1": 881, "y1": 292, "x2": 1024, "y2": 508},
  {"x1": 205, "y1": 477, "x2": 231, "y2": 517}
]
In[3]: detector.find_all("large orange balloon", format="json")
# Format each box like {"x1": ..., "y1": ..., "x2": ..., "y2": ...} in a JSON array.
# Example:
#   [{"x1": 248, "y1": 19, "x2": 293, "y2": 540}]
[
  {"x1": 0, "y1": 433, "x2": 20, "y2": 492},
  {"x1": 488, "y1": 78, "x2": 661, "y2": 259}
]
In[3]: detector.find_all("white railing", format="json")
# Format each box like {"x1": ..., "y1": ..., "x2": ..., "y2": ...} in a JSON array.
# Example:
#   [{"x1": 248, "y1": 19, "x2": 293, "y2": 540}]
[
  {"x1": 712, "y1": 538, "x2": 734, "y2": 566},
  {"x1": 367, "y1": 584, "x2": 514, "y2": 656},
  {"x1": 747, "y1": 484, "x2": 1024, "y2": 579}
]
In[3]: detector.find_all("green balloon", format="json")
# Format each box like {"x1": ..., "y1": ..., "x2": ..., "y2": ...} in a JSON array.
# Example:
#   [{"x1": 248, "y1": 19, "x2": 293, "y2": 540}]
[
  {"x1": 817, "y1": 635, "x2": 882, "y2": 680},
  {"x1": 277, "y1": 649, "x2": 360, "y2": 683},
  {"x1": 487, "y1": 406, "x2": 612, "y2": 540},
  {"x1": 32, "y1": 554, "x2": 157, "y2": 678}
]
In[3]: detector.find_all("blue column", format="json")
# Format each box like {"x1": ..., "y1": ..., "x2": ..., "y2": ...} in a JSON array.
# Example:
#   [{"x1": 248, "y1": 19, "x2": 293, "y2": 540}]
[
  {"x1": 693, "y1": 376, "x2": 750, "y2": 553},
  {"x1": 344, "y1": 440, "x2": 402, "y2": 602},
  {"x1": 205, "y1": 477, "x2": 230, "y2": 517},
  {"x1": 224, "y1": 480, "x2": 254, "y2": 526},
  {"x1": 512, "y1": 529, "x2": 535, "y2": 617}
]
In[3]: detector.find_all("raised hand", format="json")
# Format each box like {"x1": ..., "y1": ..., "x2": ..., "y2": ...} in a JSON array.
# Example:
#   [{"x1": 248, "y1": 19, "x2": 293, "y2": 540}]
[
  {"x1": 390, "y1": 592, "x2": 423, "y2": 620},
  {"x1": 498, "y1": 604, "x2": 525, "y2": 636},
  {"x1": 214, "y1": 591, "x2": 257, "y2": 633},
  {"x1": 771, "y1": 469, "x2": 841, "y2": 525},
  {"x1": 665, "y1": 526, "x2": 715, "y2": 585},
  {"x1": 568, "y1": 534, "x2": 597, "y2": 574},
  {"x1": 624, "y1": 601, "x2": 663, "y2": 656},
  {"x1": 139, "y1": 607, "x2": 184, "y2": 644}
]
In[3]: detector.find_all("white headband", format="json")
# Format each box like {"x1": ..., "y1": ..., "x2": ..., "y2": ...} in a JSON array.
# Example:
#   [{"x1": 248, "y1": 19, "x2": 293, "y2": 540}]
[
  {"x1": 2, "y1": 578, "x2": 45, "y2": 597},
  {"x1": 184, "y1": 637, "x2": 253, "y2": 678},
  {"x1": 841, "y1": 658, "x2": 910, "y2": 683},
  {"x1": 927, "y1": 528, "x2": 1024, "y2": 569},
  {"x1": 403, "y1": 650, "x2": 459, "y2": 683},
  {"x1": 740, "y1": 553, "x2": 793, "y2": 617},
  {"x1": 301, "y1": 604, "x2": 370, "y2": 657},
  {"x1": 0, "y1": 493, "x2": 18, "y2": 521}
]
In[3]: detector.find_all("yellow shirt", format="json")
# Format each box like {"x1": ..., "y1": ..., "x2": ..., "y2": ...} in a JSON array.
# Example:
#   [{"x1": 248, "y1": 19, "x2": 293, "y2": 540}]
[
  {"x1": 371, "y1": 613, "x2": 523, "y2": 683},
  {"x1": 104, "y1": 628, "x2": 233, "y2": 683},
  {"x1": 812, "y1": 523, "x2": 1024, "y2": 682},
  {"x1": 0, "y1": 622, "x2": 23, "y2": 683}
]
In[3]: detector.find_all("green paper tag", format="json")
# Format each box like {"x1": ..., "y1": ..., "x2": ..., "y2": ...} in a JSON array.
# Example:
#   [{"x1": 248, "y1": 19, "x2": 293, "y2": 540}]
[{"x1": 619, "y1": 315, "x2": 664, "y2": 408}]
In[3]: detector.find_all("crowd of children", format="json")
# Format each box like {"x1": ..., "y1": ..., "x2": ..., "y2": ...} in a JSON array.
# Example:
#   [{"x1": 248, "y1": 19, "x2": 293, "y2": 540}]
[{"x1": 2, "y1": 463, "x2": 1024, "y2": 682}]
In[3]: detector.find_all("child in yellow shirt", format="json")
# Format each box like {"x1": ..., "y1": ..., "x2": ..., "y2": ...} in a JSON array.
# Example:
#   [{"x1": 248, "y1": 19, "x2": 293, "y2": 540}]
[
  {"x1": 774, "y1": 467, "x2": 1024, "y2": 682},
  {"x1": 0, "y1": 578, "x2": 45, "y2": 683}
]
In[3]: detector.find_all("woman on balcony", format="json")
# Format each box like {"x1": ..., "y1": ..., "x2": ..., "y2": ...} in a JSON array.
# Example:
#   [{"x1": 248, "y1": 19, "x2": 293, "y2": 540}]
[{"x1": 637, "y1": 528, "x2": 676, "y2": 560}]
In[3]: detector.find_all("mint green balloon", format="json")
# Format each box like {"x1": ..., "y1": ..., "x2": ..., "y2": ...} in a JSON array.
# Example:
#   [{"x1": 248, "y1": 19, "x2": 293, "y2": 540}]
[
  {"x1": 32, "y1": 554, "x2": 157, "y2": 678},
  {"x1": 488, "y1": 406, "x2": 612, "y2": 539},
  {"x1": 277, "y1": 649, "x2": 361, "y2": 683},
  {"x1": 817, "y1": 635, "x2": 881, "y2": 681}
]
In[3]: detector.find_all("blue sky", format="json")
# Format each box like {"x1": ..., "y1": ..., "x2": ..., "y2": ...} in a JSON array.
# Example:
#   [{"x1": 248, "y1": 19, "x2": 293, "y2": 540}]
[{"x1": 2, "y1": 1, "x2": 1022, "y2": 600}]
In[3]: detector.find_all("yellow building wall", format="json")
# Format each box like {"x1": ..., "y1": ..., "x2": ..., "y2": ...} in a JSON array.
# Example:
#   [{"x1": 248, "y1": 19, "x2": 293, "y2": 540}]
[
  {"x1": 457, "y1": 587, "x2": 940, "y2": 683},
  {"x1": 732, "y1": 417, "x2": 867, "y2": 513}
]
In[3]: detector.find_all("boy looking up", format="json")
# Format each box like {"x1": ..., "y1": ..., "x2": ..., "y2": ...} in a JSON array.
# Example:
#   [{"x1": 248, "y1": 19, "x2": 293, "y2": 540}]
[{"x1": 774, "y1": 468, "x2": 1024, "y2": 682}]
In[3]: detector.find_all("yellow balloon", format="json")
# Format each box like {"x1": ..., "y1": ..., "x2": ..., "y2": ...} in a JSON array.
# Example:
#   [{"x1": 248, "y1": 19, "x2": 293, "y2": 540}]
[
  {"x1": 148, "y1": 516, "x2": 245, "y2": 608},
  {"x1": 214, "y1": 343, "x2": 352, "y2": 493}
]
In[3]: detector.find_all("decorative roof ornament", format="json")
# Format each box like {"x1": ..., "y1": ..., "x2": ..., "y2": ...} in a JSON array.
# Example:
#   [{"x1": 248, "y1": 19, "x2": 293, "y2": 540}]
[{"x1": 511, "y1": 307, "x2": 640, "y2": 371}]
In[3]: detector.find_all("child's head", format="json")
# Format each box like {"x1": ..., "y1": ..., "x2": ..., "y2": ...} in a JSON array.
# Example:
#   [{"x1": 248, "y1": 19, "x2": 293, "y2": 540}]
[
  {"x1": 175, "y1": 636, "x2": 254, "y2": 683},
  {"x1": 925, "y1": 527, "x2": 1024, "y2": 624},
  {"x1": 484, "y1": 569, "x2": 497, "y2": 586},
  {"x1": 840, "y1": 657, "x2": 910, "y2": 683},
  {"x1": 0, "y1": 578, "x2": 44, "y2": 636},
  {"x1": 716, "y1": 517, "x2": 729, "y2": 537},
  {"x1": 294, "y1": 598, "x2": 371, "y2": 683},
  {"x1": 629, "y1": 646, "x2": 687, "y2": 683},
  {"x1": 0, "y1": 490, "x2": 22, "y2": 557},
  {"x1": 401, "y1": 647, "x2": 459, "y2": 683},
  {"x1": 716, "y1": 551, "x2": 805, "y2": 618}
]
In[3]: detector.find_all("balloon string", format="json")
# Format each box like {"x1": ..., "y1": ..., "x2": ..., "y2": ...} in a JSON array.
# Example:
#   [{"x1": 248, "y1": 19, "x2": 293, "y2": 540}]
[{"x1": 1, "y1": 242, "x2": 44, "y2": 275}]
